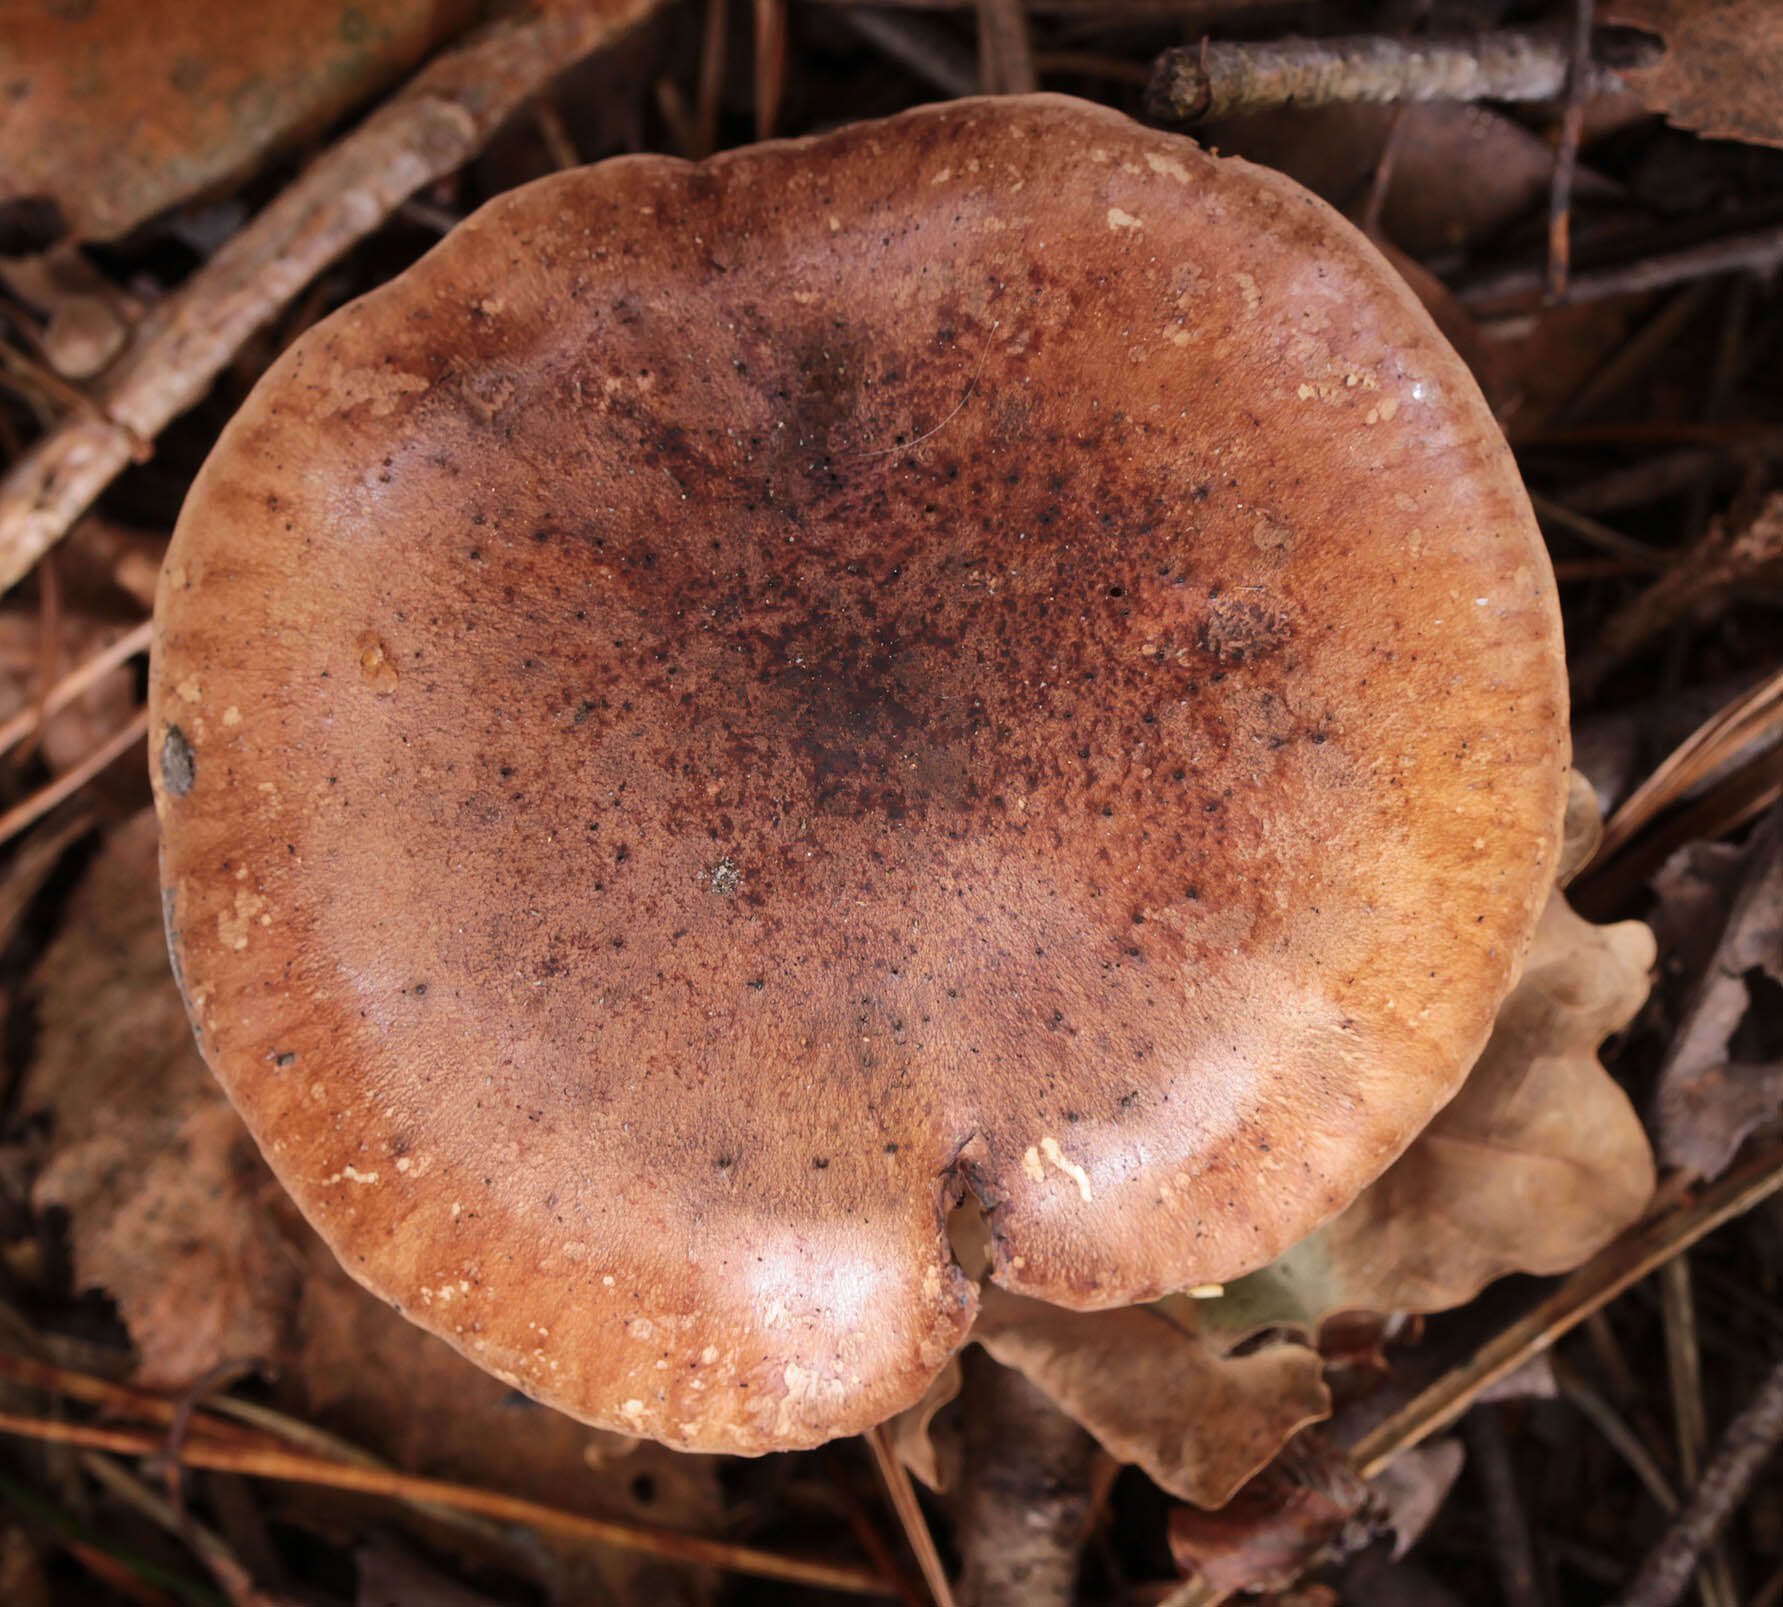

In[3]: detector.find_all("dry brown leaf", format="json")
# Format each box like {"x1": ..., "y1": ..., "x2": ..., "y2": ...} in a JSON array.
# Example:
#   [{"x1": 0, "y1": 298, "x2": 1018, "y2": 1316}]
[
  {"x1": 356, "y1": 1535, "x2": 525, "y2": 1607},
  {"x1": 1653, "y1": 803, "x2": 1783, "y2": 1178},
  {"x1": 1651, "y1": 840, "x2": 1747, "y2": 981},
  {"x1": 0, "y1": 0, "x2": 478, "y2": 243},
  {"x1": 1486, "y1": 298, "x2": 1650, "y2": 441},
  {"x1": 1372, "y1": 1440, "x2": 1465, "y2": 1561},
  {"x1": 1166, "y1": 1436, "x2": 1371, "y2": 1594},
  {"x1": 1604, "y1": 0, "x2": 1783, "y2": 148},
  {"x1": 1182, "y1": 890, "x2": 1656, "y2": 1344},
  {"x1": 26, "y1": 812, "x2": 299, "y2": 1384},
  {"x1": 1211, "y1": 102, "x2": 1611, "y2": 258},
  {"x1": 971, "y1": 1285, "x2": 1330, "y2": 1509},
  {"x1": 889, "y1": 1355, "x2": 963, "y2": 1492},
  {"x1": 22, "y1": 811, "x2": 721, "y2": 1603}
]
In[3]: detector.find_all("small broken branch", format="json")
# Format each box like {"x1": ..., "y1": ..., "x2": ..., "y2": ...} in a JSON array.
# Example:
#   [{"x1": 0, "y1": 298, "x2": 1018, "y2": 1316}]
[
  {"x1": 1163, "y1": 1143, "x2": 1783, "y2": 1607},
  {"x1": 1146, "y1": 29, "x2": 1643, "y2": 125},
  {"x1": 1572, "y1": 494, "x2": 1783, "y2": 700},
  {"x1": 1461, "y1": 222, "x2": 1783, "y2": 312},
  {"x1": 0, "y1": 0, "x2": 665, "y2": 599},
  {"x1": 1613, "y1": 1356, "x2": 1783, "y2": 1607},
  {"x1": 0, "y1": 706, "x2": 146, "y2": 850},
  {"x1": 1546, "y1": 0, "x2": 1597, "y2": 300},
  {"x1": 0, "y1": 1407, "x2": 895, "y2": 1597}
]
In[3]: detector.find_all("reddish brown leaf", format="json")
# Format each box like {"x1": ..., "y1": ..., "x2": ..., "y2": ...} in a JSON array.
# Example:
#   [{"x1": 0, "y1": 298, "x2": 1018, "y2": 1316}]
[
  {"x1": 972, "y1": 1286, "x2": 1330, "y2": 1508},
  {"x1": 27, "y1": 812, "x2": 300, "y2": 1384},
  {"x1": 1167, "y1": 1436, "x2": 1371, "y2": 1593},
  {"x1": 1604, "y1": 0, "x2": 1783, "y2": 148}
]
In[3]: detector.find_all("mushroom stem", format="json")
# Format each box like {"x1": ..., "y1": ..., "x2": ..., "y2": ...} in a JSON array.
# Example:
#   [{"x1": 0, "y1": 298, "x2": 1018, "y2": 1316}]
[{"x1": 955, "y1": 1349, "x2": 1097, "y2": 1607}]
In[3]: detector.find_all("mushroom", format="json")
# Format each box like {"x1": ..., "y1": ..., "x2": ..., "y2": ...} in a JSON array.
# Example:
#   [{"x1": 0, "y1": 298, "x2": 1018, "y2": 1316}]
[{"x1": 150, "y1": 94, "x2": 1567, "y2": 1454}]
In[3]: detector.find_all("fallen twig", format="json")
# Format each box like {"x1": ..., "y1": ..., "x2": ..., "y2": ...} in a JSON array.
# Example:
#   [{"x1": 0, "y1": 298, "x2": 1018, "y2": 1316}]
[
  {"x1": 1613, "y1": 1355, "x2": 1783, "y2": 1607},
  {"x1": 976, "y1": 0, "x2": 1038, "y2": 95},
  {"x1": 1163, "y1": 1143, "x2": 1783, "y2": 1607},
  {"x1": 0, "y1": 617, "x2": 152, "y2": 761},
  {"x1": 1572, "y1": 505, "x2": 1783, "y2": 705},
  {"x1": 1546, "y1": 0, "x2": 1597, "y2": 300},
  {"x1": 0, "y1": 1409, "x2": 894, "y2": 1597},
  {"x1": 1576, "y1": 656, "x2": 1783, "y2": 877},
  {"x1": 1145, "y1": 29, "x2": 1640, "y2": 124},
  {"x1": 1461, "y1": 222, "x2": 1783, "y2": 312},
  {"x1": 0, "y1": 705, "x2": 146, "y2": 849},
  {"x1": 867, "y1": 1422, "x2": 956, "y2": 1607},
  {"x1": 1467, "y1": 1405, "x2": 1544, "y2": 1607},
  {"x1": 0, "y1": 0, "x2": 665, "y2": 599}
]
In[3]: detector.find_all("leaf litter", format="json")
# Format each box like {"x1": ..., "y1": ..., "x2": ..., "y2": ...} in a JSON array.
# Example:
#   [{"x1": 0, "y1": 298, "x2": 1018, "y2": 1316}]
[{"x1": 3, "y1": 3, "x2": 1783, "y2": 1602}]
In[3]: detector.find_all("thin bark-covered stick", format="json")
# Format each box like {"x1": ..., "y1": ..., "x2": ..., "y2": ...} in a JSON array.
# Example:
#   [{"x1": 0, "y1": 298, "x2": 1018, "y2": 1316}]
[
  {"x1": 695, "y1": 0, "x2": 728, "y2": 158},
  {"x1": 754, "y1": 0, "x2": 789, "y2": 140},
  {"x1": 1461, "y1": 223, "x2": 1783, "y2": 312},
  {"x1": 1146, "y1": 29, "x2": 1637, "y2": 124},
  {"x1": 866, "y1": 1422, "x2": 957, "y2": 1607},
  {"x1": 0, "y1": 0, "x2": 664, "y2": 600},
  {"x1": 1613, "y1": 1355, "x2": 1783, "y2": 1607},
  {"x1": 976, "y1": 0, "x2": 1039, "y2": 95},
  {"x1": 1546, "y1": 0, "x2": 1595, "y2": 300},
  {"x1": 0, "y1": 706, "x2": 146, "y2": 850},
  {"x1": 955, "y1": 1350, "x2": 1096, "y2": 1607},
  {"x1": 0, "y1": 1410, "x2": 894, "y2": 1597},
  {"x1": 1163, "y1": 1144, "x2": 1783, "y2": 1607},
  {"x1": 1467, "y1": 1405, "x2": 1545, "y2": 1607}
]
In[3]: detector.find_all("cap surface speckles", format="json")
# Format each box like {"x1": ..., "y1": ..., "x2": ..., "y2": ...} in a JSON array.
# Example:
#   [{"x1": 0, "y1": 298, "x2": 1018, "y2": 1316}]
[{"x1": 150, "y1": 95, "x2": 1567, "y2": 1452}]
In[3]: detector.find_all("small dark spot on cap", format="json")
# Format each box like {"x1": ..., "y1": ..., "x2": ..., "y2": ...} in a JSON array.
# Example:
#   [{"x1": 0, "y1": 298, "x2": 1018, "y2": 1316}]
[{"x1": 160, "y1": 725, "x2": 196, "y2": 797}]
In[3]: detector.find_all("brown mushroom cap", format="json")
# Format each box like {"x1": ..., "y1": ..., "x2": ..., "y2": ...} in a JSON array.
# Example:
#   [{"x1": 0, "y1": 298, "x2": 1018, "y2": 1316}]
[{"x1": 151, "y1": 95, "x2": 1567, "y2": 1453}]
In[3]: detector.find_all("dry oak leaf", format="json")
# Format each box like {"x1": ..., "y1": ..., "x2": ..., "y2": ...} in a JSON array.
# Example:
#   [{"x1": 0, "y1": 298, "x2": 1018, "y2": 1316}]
[
  {"x1": 25, "y1": 810, "x2": 300, "y2": 1386},
  {"x1": 971, "y1": 1285, "x2": 1331, "y2": 1509},
  {"x1": 1603, "y1": 0, "x2": 1783, "y2": 148},
  {"x1": 1167, "y1": 1434, "x2": 1372, "y2": 1594},
  {"x1": 1652, "y1": 803, "x2": 1783, "y2": 1179},
  {"x1": 1181, "y1": 889, "x2": 1656, "y2": 1344},
  {"x1": 0, "y1": 0, "x2": 478, "y2": 243}
]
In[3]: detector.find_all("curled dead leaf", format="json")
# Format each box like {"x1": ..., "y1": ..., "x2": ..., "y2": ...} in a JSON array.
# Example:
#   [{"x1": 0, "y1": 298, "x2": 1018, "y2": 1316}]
[
  {"x1": 1167, "y1": 1434, "x2": 1371, "y2": 1594},
  {"x1": 1652, "y1": 804, "x2": 1783, "y2": 1178},
  {"x1": 890, "y1": 1355, "x2": 962, "y2": 1492},
  {"x1": 26, "y1": 812, "x2": 298, "y2": 1383},
  {"x1": 972, "y1": 1286, "x2": 1330, "y2": 1509},
  {"x1": 1604, "y1": 0, "x2": 1783, "y2": 148}
]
